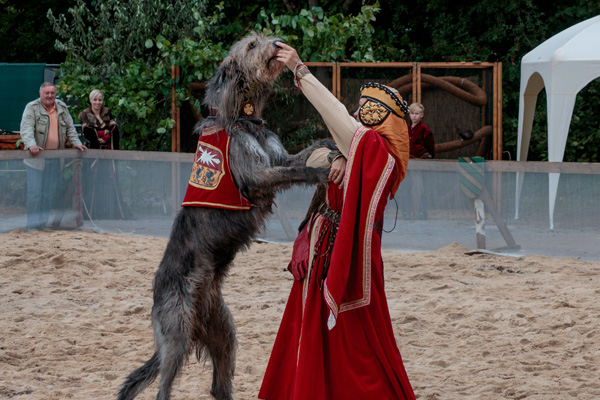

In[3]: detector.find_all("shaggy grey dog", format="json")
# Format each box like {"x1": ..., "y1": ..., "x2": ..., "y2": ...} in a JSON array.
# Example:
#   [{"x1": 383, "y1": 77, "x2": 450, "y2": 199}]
[{"x1": 118, "y1": 34, "x2": 334, "y2": 400}]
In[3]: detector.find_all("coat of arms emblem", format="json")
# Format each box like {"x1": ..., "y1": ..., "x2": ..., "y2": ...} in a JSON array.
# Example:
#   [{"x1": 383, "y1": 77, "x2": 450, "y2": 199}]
[{"x1": 189, "y1": 142, "x2": 224, "y2": 189}]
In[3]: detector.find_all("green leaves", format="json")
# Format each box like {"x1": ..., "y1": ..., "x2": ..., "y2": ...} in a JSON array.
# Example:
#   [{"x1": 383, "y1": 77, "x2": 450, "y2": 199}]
[
  {"x1": 50, "y1": 0, "x2": 226, "y2": 151},
  {"x1": 49, "y1": 0, "x2": 600, "y2": 160},
  {"x1": 49, "y1": 0, "x2": 395, "y2": 152},
  {"x1": 253, "y1": 3, "x2": 384, "y2": 63}
]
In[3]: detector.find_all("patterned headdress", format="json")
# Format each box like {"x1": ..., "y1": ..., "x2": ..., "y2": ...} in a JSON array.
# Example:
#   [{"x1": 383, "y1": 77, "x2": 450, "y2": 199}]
[{"x1": 358, "y1": 82, "x2": 409, "y2": 126}]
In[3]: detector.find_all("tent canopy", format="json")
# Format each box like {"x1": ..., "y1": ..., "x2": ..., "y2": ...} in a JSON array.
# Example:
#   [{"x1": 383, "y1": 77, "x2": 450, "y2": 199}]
[{"x1": 516, "y1": 15, "x2": 600, "y2": 229}]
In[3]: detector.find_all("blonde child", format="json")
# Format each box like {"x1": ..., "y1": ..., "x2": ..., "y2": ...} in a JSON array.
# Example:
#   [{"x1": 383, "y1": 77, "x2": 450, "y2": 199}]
[
  {"x1": 408, "y1": 102, "x2": 435, "y2": 159},
  {"x1": 404, "y1": 103, "x2": 434, "y2": 219}
]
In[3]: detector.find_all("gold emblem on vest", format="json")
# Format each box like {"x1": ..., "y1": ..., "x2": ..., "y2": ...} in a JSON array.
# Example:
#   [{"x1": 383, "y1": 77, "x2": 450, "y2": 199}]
[{"x1": 189, "y1": 141, "x2": 225, "y2": 190}]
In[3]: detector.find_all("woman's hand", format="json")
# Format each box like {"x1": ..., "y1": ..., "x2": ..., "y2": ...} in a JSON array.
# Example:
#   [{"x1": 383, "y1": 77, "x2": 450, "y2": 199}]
[
  {"x1": 275, "y1": 42, "x2": 302, "y2": 71},
  {"x1": 329, "y1": 156, "x2": 347, "y2": 188}
]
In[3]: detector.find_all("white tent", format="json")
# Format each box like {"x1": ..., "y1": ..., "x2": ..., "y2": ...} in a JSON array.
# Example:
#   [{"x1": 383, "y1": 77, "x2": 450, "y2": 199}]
[{"x1": 515, "y1": 15, "x2": 600, "y2": 229}]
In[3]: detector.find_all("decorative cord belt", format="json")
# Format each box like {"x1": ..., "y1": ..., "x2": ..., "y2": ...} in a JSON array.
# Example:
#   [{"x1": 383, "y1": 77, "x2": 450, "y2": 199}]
[
  {"x1": 317, "y1": 203, "x2": 341, "y2": 225},
  {"x1": 310, "y1": 203, "x2": 341, "y2": 286}
]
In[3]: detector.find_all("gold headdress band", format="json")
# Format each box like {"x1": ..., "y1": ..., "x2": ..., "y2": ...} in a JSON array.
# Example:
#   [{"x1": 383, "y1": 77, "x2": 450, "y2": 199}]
[{"x1": 358, "y1": 83, "x2": 409, "y2": 126}]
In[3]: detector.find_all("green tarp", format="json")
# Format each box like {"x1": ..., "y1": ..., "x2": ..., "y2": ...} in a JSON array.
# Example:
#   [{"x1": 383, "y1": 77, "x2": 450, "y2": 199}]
[{"x1": 0, "y1": 63, "x2": 45, "y2": 132}]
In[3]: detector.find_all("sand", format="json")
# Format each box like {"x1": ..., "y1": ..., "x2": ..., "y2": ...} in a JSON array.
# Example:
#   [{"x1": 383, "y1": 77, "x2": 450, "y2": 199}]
[{"x1": 0, "y1": 229, "x2": 599, "y2": 399}]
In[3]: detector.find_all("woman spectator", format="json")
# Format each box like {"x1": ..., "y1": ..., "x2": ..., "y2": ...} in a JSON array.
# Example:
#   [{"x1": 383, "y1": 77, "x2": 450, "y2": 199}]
[
  {"x1": 78, "y1": 89, "x2": 129, "y2": 220},
  {"x1": 78, "y1": 89, "x2": 120, "y2": 150}
]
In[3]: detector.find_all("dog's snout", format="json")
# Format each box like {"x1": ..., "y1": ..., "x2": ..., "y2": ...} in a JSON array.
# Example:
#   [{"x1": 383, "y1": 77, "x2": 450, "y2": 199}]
[{"x1": 273, "y1": 39, "x2": 284, "y2": 48}]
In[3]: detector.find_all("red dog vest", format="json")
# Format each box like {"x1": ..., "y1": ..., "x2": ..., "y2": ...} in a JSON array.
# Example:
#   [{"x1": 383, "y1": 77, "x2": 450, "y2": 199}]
[{"x1": 181, "y1": 125, "x2": 252, "y2": 210}]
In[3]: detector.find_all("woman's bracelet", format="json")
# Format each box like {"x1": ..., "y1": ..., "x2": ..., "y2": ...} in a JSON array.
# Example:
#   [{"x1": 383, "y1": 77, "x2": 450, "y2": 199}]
[
  {"x1": 326, "y1": 149, "x2": 342, "y2": 164},
  {"x1": 293, "y1": 62, "x2": 310, "y2": 89}
]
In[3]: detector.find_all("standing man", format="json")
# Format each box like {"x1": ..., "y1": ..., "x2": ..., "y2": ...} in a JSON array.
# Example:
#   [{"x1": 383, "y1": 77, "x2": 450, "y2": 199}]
[{"x1": 19, "y1": 82, "x2": 86, "y2": 230}]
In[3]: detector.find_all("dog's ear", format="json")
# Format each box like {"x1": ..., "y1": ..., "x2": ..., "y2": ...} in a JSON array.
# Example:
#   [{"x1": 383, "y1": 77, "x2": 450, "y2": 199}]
[
  {"x1": 212, "y1": 57, "x2": 244, "y2": 122},
  {"x1": 214, "y1": 57, "x2": 238, "y2": 91}
]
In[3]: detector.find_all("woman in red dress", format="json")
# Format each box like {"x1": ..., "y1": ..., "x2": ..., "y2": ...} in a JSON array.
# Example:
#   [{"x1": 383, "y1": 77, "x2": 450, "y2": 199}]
[{"x1": 258, "y1": 43, "x2": 416, "y2": 400}]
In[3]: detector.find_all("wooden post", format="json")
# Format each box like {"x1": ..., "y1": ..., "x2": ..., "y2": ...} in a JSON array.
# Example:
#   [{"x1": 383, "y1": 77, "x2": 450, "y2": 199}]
[
  {"x1": 171, "y1": 65, "x2": 175, "y2": 152},
  {"x1": 492, "y1": 63, "x2": 498, "y2": 160},
  {"x1": 171, "y1": 66, "x2": 181, "y2": 215},
  {"x1": 481, "y1": 70, "x2": 487, "y2": 130},
  {"x1": 412, "y1": 62, "x2": 417, "y2": 103},
  {"x1": 171, "y1": 66, "x2": 181, "y2": 153},
  {"x1": 497, "y1": 62, "x2": 503, "y2": 160},
  {"x1": 416, "y1": 63, "x2": 422, "y2": 104},
  {"x1": 333, "y1": 62, "x2": 339, "y2": 99}
]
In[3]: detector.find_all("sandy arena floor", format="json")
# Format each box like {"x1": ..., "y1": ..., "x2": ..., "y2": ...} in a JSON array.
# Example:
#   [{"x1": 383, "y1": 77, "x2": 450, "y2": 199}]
[{"x1": 1, "y1": 229, "x2": 599, "y2": 399}]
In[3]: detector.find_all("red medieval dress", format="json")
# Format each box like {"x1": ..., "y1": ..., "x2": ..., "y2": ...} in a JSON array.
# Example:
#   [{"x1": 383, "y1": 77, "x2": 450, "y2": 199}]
[{"x1": 259, "y1": 126, "x2": 415, "y2": 400}]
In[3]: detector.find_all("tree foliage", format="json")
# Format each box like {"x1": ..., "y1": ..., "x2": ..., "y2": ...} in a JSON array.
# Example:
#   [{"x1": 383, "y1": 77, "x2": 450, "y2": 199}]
[
  {"x1": 392, "y1": 0, "x2": 600, "y2": 161},
  {"x1": 46, "y1": 0, "x2": 229, "y2": 151},
  {"x1": 47, "y1": 0, "x2": 383, "y2": 151},
  {"x1": 254, "y1": 4, "x2": 382, "y2": 62},
  {"x1": 12, "y1": 0, "x2": 599, "y2": 159},
  {"x1": 0, "y1": 0, "x2": 76, "y2": 63}
]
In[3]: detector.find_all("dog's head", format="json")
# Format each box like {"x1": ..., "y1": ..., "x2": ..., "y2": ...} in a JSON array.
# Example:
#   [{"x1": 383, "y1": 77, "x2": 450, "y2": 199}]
[
  {"x1": 225, "y1": 33, "x2": 286, "y2": 83},
  {"x1": 204, "y1": 33, "x2": 285, "y2": 127}
]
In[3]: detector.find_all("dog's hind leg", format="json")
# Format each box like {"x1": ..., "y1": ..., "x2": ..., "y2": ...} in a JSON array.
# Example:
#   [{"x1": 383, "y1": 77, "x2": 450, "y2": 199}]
[
  {"x1": 204, "y1": 293, "x2": 236, "y2": 400},
  {"x1": 154, "y1": 334, "x2": 190, "y2": 400},
  {"x1": 153, "y1": 311, "x2": 192, "y2": 400}
]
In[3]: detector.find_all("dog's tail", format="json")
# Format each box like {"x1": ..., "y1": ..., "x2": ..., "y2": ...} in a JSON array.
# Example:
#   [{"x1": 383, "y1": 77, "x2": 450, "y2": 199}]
[{"x1": 117, "y1": 352, "x2": 160, "y2": 400}]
